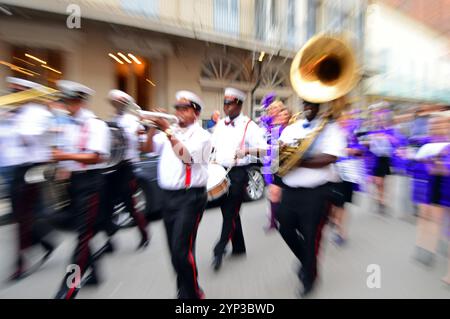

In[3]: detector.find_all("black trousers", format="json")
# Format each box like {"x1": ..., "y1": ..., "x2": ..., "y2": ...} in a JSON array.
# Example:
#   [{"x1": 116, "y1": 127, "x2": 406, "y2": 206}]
[
  {"x1": 162, "y1": 187, "x2": 207, "y2": 299},
  {"x1": 278, "y1": 184, "x2": 330, "y2": 287},
  {"x1": 101, "y1": 160, "x2": 147, "y2": 238},
  {"x1": 11, "y1": 164, "x2": 54, "y2": 269},
  {"x1": 213, "y1": 165, "x2": 249, "y2": 257},
  {"x1": 58, "y1": 170, "x2": 103, "y2": 299}
]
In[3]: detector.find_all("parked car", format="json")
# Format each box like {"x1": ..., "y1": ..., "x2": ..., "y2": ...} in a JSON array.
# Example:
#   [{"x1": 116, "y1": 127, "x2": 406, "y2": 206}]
[
  {"x1": 0, "y1": 155, "x2": 266, "y2": 228},
  {"x1": 113, "y1": 155, "x2": 266, "y2": 227}
]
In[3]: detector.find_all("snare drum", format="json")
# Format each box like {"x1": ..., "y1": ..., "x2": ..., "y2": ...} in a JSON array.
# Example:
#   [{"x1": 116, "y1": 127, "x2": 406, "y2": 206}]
[{"x1": 207, "y1": 164, "x2": 230, "y2": 201}]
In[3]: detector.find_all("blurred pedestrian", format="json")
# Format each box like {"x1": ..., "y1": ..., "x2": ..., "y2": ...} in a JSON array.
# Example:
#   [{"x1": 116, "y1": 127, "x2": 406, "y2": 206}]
[
  {"x1": 102, "y1": 89, "x2": 149, "y2": 252},
  {"x1": 206, "y1": 110, "x2": 220, "y2": 133},
  {"x1": 5, "y1": 77, "x2": 56, "y2": 281},
  {"x1": 259, "y1": 94, "x2": 291, "y2": 232},
  {"x1": 53, "y1": 80, "x2": 110, "y2": 299},
  {"x1": 413, "y1": 113, "x2": 450, "y2": 268}
]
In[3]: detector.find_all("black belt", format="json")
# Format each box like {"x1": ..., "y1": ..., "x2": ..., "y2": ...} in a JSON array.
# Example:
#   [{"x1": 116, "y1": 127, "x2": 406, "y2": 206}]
[
  {"x1": 282, "y1": 183, "x2": 329, "y2": 191},
  {"x1": 162, "y1": 187, "x2": 206, "y2": 194},
  {"x1": 71, "y1": 169, "x2": 103, "y2": 177}
]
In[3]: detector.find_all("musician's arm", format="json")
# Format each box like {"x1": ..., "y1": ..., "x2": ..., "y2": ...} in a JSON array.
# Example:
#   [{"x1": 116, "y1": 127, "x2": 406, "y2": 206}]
[
  {"x1": 142, "y1": 127, "x2": 158, "y2": 153},
  {"x1": 298, "y1": 154, "x2": 337, "y2": 168},
  {"x1": 52, "y1": 119, "x2": 108, "y2": 165},
  {"x1": 52, "y1": 150, "x2": 102, "y2": 164},
  {"x1": 297, "y1": 123, "x2": 344, "y2": 168},
  {"x1": 167, "y1": 134, "x2": 193, "y2": 164}
]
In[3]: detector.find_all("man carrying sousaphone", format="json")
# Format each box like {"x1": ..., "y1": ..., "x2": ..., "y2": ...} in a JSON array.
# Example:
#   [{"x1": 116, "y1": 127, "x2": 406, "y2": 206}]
[
  {"x1": 143, "y1": 91, "x2": 211, "y2": 299},
  {"x1": 275, "y1": 34, "x2": 359, "y2": 297}
]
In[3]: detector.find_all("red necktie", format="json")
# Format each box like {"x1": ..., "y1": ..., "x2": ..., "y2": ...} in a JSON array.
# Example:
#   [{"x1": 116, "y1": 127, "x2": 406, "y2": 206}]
[{"x1": 225, "y1": 120, "x2": 235, "y2": 127}]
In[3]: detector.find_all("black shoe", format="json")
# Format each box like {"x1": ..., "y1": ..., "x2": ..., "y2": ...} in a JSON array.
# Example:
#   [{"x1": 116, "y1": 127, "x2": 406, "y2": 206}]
[
  {"x1": 42, "y1": 244, "x2": 55, "y2": 263},
  {"x1": 299, "y1": 280, "x2": 315, "y2": 298},
  {"x1": 54, "y1": 286, "x2": 79, "y2": 299},
  {"x1": 231, "y1": 250, "x2": 246, "y2": 256},
  {"x1": 9, "y1": 268, "x2": 27, "y2": 282},
  {"x1": 212, "y1": 255, "x2": 223, "y2": 271},
  {"x1": 137, "y1": 237, "x2": 150, "y2": 250}
]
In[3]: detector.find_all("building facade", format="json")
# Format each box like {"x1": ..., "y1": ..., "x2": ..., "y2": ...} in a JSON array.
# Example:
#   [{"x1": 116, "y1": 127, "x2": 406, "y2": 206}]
[{"x1": 0, "y1": 0, "x2": 367, "y2": 122}]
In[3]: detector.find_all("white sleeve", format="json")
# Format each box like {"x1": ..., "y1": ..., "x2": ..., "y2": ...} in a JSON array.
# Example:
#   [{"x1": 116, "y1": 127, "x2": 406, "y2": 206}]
[
  {"x1": 321, "y1": 123, "x2": 346, "y2": 158},
  {"x1": 86, "y1": 119, "x2": 110, "y2": 156},
  {"x1": 152, "y1": 132, "x2": 166, "y2": 155},
  {"x1": 19, "y1": 109, "x2": 52, "y2": 137},
  {"x1": 186, "y1": 131, "x2": 212, "y2": 164},
  {"x1": 246, "y1": 121, "x2": 268, "y2": 150}
]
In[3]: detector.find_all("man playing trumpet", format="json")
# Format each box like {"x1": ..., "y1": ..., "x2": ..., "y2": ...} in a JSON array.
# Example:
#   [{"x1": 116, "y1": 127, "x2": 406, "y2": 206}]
[{"x1": 143, "y1": 91, "x2": 211, "y2": 299}]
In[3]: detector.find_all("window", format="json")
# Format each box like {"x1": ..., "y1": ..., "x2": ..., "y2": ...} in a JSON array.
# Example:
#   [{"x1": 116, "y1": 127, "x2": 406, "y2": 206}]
[
  {"x1": 120, "y1": 0, "x2": 159, "y2": 18},
  {"x1": 8, "y1": 46, "x2": 63, "y2": 88},
  {"x1": 287, "y1": 0, "x2": 296, "y2": 47},
  {"x1": 307, "y1": 0, "x2": 318, "y2": 39},
  {"x1": 114, "y1": 55, "x2": 150, "y2": 109},
  {"x1": 214, "y1": 0, "x2": 239, "y2": 35},
  {"x1": 255, "y1": 0, "x2": 267, "y2": 41}
]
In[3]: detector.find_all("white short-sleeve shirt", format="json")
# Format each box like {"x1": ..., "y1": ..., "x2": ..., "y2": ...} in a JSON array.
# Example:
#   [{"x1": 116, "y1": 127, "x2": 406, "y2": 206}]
[
  {"x1": 211, "y1": 113, "x2": 267, "y2": 167},
  {"x1": 279, "y1": 118, "x2": 346, "y2": 188},
  {"x1": 113, "y1": 113, "x2": 142, "y2": 162},
  {"x1": 153, "y1": 122, "x2": 212, "y2": 190},
  {"x1": 59, "y1": 108, "x2": 110, "y2": 172},
  {"x1": 15, "y1": 103, "x2": 54, "y2": 164}
]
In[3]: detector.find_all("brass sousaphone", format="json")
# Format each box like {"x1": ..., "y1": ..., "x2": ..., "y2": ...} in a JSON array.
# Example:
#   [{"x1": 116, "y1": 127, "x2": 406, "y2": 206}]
[{"x1": 275, "y1": 34, "x2": 361, "y2": 176}]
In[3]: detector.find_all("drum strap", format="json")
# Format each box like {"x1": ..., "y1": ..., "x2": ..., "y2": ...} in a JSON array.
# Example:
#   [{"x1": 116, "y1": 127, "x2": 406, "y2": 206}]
[{"x1": 240, "y1": 120, "x2": 251, "y2": 149}]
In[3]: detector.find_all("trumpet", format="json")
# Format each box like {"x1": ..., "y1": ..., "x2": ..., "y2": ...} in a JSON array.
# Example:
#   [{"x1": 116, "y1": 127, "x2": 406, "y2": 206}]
[{"x1": 126, "y1": 102, "x2": 179, "y2": 129}]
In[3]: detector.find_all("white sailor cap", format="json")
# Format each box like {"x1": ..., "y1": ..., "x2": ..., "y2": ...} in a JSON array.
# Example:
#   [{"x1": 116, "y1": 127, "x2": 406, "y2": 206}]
[
  {"x1": 224, "y1": 87, "x2": 246, "y2": 103},
  {"x1": 107, "y1": 89, "x2": 135, "y2": 106},
  {"x1": 6, "y1": 77, "x2": 43, "y2": 90},
  {"x1": 175, "y1": 90, "x2": 204, "y2": 112},
  {"x1": 56, "y1": 80, "x2": 95, "y2": 100}
]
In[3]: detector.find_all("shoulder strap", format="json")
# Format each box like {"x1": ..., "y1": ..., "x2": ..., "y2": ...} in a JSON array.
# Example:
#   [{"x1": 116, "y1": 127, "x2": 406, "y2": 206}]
[{"x1": 240, "y1": 119, "x2": 251, "y2": 149}]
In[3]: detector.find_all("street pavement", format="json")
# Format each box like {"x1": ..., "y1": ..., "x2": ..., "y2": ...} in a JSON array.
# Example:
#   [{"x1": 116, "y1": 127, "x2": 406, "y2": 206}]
[{"x1": 0, "y1": 176, "x2": 449, "y2": 299}]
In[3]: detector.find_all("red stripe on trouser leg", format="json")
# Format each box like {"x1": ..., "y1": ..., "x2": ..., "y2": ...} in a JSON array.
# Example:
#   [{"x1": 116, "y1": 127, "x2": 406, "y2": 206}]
[
  {"x1": 187, "y1": 213, "x2": 203, "y2": 298},
  {"x1": 129, "y1": 178, "x2": 148, "y2": 234},
  {"x1": 68, "y1": 192, "x2": 99, "y2": 299},
  {"x1": 19, "y1": 183, "x2": 38, "y2": 251},
  {"x1": 227, "y1": 204, "x2": 241, "y2": 242}
]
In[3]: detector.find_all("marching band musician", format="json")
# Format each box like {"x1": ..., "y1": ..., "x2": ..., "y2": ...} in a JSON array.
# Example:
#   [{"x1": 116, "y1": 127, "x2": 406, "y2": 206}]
[
  {"x1": 277, "y1": 100, "x2": 346, "y2": 297},
  {"x1": 143, "y1": 90, "x2": 211, "y2": 299},
  {"x1": 210, "y1": 87, "x2": 268, "y2": 271},
  {"x1": 52, "y1": 80, "x2": 110, "y2": 299},
  {"x1": 103, "y1": 89, "x2": 149, "y2": 251},
  {"x1": 5, "y1": 77, "x2": 56, "y2": 281}
]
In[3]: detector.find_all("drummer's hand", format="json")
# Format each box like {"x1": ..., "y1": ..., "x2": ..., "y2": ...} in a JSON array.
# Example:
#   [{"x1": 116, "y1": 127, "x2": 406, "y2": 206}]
[
  {"x1": 52, "y1": 149, "x2": 66, "y2": 161},
  {"x1": 55, "y1": 168, "x2": 71, "y2": 181},
  {"x1": 235, "y1": 148, "x2": 247, "y2": 159}
]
